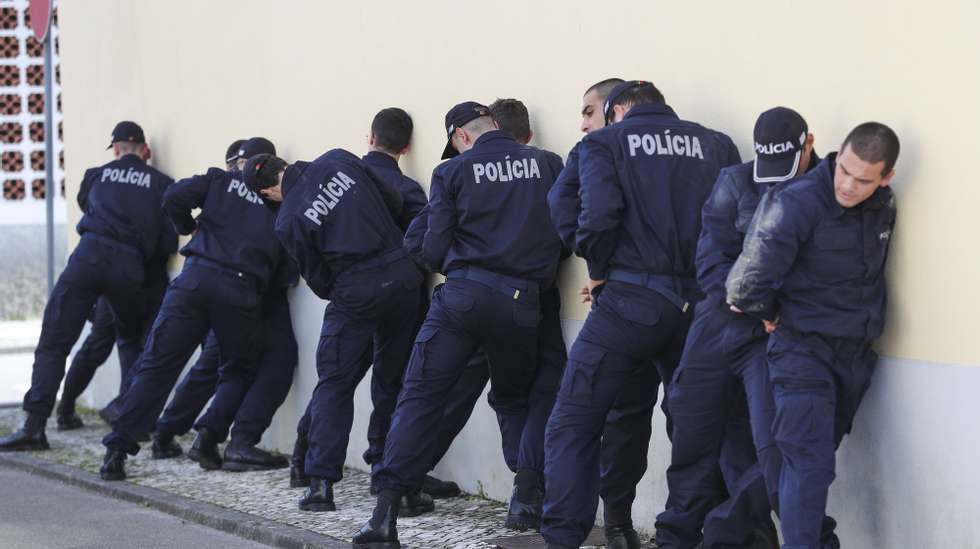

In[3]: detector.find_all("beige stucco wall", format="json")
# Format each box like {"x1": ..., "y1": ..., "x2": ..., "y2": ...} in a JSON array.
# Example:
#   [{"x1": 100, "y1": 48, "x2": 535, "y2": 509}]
[{"x1": 59, "y1": 0, "x2": 979, "y2": 366}]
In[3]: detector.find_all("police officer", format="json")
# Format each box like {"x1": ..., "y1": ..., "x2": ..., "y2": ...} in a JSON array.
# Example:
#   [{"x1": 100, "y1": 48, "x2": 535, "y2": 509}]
[
  {"x1": 352, "y1": 101, "x2": 563, "y2": 547},
  {"x1": 243, "y1": 146, "x2": 422, "y2": 513},
  {"x1": 726, "y1": 122, "x2": 898, "y2": 548},
  {"x1": 99, "y1": 137, "x2": 282, "y2": 480},
  {"x1": 655, "y1": 108, "x2": 820, "y2": 549},
  {"x1": 149, "y1": 140, "x2": 300, "y2": 472},
  {"x1": 0, "y1": 122, "x2": 174, "y2": 453},
  {"x1": 399, "y1": 98, "x2": 569, "y2": 529},
  {"x1": 287, "y1": 108, "x2": 459, "y2": 502},
  {"x1": 540, "y1": 81, "x2": 740, "y2": 549},
  {"x1": 58, "y1": 142, "x2": 237, "y2": 432}
]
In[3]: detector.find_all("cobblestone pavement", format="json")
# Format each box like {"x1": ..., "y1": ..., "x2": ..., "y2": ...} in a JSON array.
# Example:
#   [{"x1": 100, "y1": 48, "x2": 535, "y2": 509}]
[{"x1": 0, "y1": 408, "x2": 616, "y2": 549}]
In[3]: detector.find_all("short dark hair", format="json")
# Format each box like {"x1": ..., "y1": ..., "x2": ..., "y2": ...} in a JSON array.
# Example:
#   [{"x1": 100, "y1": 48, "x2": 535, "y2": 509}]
[
  {"x1": 585, "y1": 78, "x2": 625, "y2": 101},
  {"x1": 489, "y1": 98, "x2": 531, "y2": 143},
  {"x1": 371, "y1": 107, "x2": 413, "y2": 154},
  {"x1": 841, "y1": 122, "x2": 900, "y2": 175},
  {"x1": 607, "y1": 82, "x2": 666, "y2": 117}
]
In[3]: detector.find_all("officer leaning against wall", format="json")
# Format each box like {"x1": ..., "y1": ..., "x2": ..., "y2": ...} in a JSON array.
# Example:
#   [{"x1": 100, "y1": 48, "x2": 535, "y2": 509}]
[
  {"x1": 540, "y1": 81, "x2": 740, "y2": 549},
  {"x1": 242, "y1": 147, "x2": 424, "y2": 515},
  {"x1": 726, "y1": 122, "x2": 899, "y2": 549},
  {"x1": 99, "y1": 137, "x2": 283, "y2": 480},
  {"x1": 0, "y1": 121, "x2": 174, "y2": 453},
  {"x1": 353, "y1": 100, "x2": 563, "y2": 548},
  {"x1": 655, "y1": 107, "x2": 819, "y2": 549},
  {"x1": 57, "y1": 136, "x2": 181, "y2": 432}
]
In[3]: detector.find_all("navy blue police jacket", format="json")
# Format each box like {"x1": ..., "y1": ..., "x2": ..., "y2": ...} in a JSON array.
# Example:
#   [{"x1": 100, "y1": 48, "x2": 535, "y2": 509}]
[
  {"x1": 76, "y1": 154, "x2": 175, "y2": 261},
  {"x1": 274, "y1": 148, "x2": 405, "y2": 300},
  {"x1": 422, "y1": 130, "x2": 564, "y2": 285},
  {"x1": 547, "y1": 141, "x2": 582, "y2": 251},
  {"x1": 726, "y1": 153, "x2": 896, "y2": 342},
  {"x1": 163, "y1": 167, "x2": 281, "y2": 289},
  {"x1": 362, "y1": 151, "x2": 427, "y2": 232},
  {"x1": 696, "y1": 154, "x2": 820, "y2": 297},
  {"x1": 77, "y1": 156, "x2": 177, "y2": 288},
  {"x1": 576, "y1": 103, "x2": 741, "y2": 282}
]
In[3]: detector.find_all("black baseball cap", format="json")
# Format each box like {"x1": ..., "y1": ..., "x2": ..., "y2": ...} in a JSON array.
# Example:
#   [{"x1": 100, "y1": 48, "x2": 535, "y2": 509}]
[
  {"x1": 106, "y1": 121, "x2": 145, "y2": 149},
  {"x1": 753, "y1": 107, "x2": 809, "y2": 183},
  {"x1": 243, "y1": 153, "x2": 288, "y2": 194},
  {"x1": 225, "y1": 139, "x2": 246, "y2": 165},
  {"x1": 238, "y1": 137, "x2": 277, "y2": 160},
  {"x1": 602, "y1": 80, "x2": 656, "y2": 122},
  {"x1": 442, "y1": 101, "x2": 491, "y2": 159}
]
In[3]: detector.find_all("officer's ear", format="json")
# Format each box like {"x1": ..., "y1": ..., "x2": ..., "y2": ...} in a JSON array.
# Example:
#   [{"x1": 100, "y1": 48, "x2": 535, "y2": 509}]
[
  {"x1": 368, "y1": 131, "x2": 377, "y2": 147},
  {"x1": 399, "y1": 143, "x2": 411, "y2": 156},
  {"x1": 880, "y1": 169, "x2": 895, "y2": 188},
  {"x1": 525, "y1": 130, "x2": 534, "y2": 145}
]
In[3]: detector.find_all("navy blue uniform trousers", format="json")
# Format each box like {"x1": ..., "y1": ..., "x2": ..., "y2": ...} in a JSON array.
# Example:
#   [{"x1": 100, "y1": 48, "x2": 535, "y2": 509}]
[
  {"x1": 655, "y1": 297, "x2": 775, "y2": 549},
  {"x1": 155, "y1": 290, "x2": 297, "y2": 445},
  {"x1": 375, "y1": 269, "x2": 543, "y2": 494},
  {"x1": 61, "y1": 283, "x2": 169, "y2": 412},
  {"x1": 24, "y1": 235, "x2": 147, "y2": 419},
  {"x1": 304, "y1": 255, "x2": 422, "y2": 482},
  {"x1": 541, "y1": 280, "x2": 683, "y2": 548},
  {"x1": 103, "y1": 259, "x2": 262, "y2": 454},
  {"x1": 153, "y1": 332, "x2": 221, "y2": 438},
  {"x1": 767, "y1": 329, "x2": 875, "y2": 549}
]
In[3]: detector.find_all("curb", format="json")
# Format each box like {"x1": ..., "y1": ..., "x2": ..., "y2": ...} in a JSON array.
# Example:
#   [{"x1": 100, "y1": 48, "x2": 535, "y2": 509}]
[{"x1": 0, "y1": 452, "x2": 349, "y2": 549}]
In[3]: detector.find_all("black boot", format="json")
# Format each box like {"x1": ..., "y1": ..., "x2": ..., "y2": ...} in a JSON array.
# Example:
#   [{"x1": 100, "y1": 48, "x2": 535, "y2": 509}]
[
  {"x1": 505, "y1": 468, "x2": 544, "y2": 531},
  {"x1": 55, "y1": 402, "x2": 84, "y2": 431},
  {"x1": 604, "y1": 524, "x2": 642, "y2": 549},
  {"x1": 422, "y1": 474, "x2": 461, "y2": 499},
  {"x1": 100, "y1": 448, "x2": 127, "y2": 481},
  {"x1": 352, "y1": 492, "x2": 401, "y2": 549},
  {"x1": 298, "y1": 477, "x2": 336, "y2": 512},
  {"x1": 0, "y1": 414, "x2": 50, "y2": 452},
  {"x1": 399, "y1": 491, "x2": 435, "y2": 517},
  {"x1": 604, "y1": 501, "x2": 641, "y2": 549},
  {"x1": 150, "y1": 432, "x2": 183, "y2": 459},
  {"x1": 187, "y1": 428, "x2": 222, "y2": 470},
  {"x1": 749, "y1": 519, "x2": 780, "y2": 549},
  {"x1": 289, "y1": 439, "x2": 309, "y2": 488},
  {"x1": 222, "y1": 438, "x2": 288, "y2": 472}
]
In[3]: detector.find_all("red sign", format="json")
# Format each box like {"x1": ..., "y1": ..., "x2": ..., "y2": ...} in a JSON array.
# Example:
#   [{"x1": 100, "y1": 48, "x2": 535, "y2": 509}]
[{"x1": 28, "y1": 0, "x2": 52, "y2": 42}]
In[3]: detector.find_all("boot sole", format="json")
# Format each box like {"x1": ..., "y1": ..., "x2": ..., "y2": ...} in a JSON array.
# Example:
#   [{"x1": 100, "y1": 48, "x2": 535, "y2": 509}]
[
  {"x1": 351, "y1": 542, "x2": 401, "y2": 549},
  {"x1": 504, "y1": 514, "x2": 541, "y2": 531},
  {"x1": 0, "y1": 443, "x2": 50, "y2": 452},
  {"x1": 298, "y1": 502, "x2": 336, "y2": 512},
  {"x1": 187, "y1": 450, "x2": 222, "y2": 470},
  {"x1": 100, "y1": 471, "x2": 126, "y2": 481},
  {"x1": 400, "y1": 503, "x2": 435, "y2": 518},
  {"x1": 222, "y1": 460, "x2": 288, "y2": 472}
]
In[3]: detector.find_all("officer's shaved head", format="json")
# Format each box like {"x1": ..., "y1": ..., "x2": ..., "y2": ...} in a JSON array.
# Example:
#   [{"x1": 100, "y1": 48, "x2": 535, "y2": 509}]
[
  {"x1": 461, "y1": 114, "x2": 496, "y2": 134},
  {"x1": 585, "y1": 78, "x2": 625, "y2": 101},
  {"x1": 371, "y1": 107, "x2": 413, "y2": 155},
  {"x1": 581, "y1": 78, "x2": 625, "y2": 133},
  {"x1": 840, "y1": 122, "x2": 900, "y2": 176},
  {"x1": 489, "y1": 98, "x2": 532, "y2": 144},
  {"x1": 115, "y1": 141, "x2": 145, "y2": 156}
]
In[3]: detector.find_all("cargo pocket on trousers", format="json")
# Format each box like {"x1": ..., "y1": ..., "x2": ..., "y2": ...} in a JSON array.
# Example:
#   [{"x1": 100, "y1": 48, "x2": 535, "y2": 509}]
[
  {"x1": 408, "y1": 324, "x2": 438, "y2": 380},
  {"x1": 558, "y1": 344, "x2": 607, "y2": 408},
  {"x1": 607, "y1": 291, "x2": 662, "y2": 326},
  {"x1": 439, "y1": 284, "x2": 475, "y2": 313},
  {"x1": 316, "y1": 321, "x2": 342, "y2": 377}
]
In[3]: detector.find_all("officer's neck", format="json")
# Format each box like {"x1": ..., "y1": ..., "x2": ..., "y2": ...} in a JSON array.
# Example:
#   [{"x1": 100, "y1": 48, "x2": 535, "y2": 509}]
[
  {"x1": 368, "y1": 147, "x2": 401, "y2": 163},
  {"x1": 116, "y1": 153, "x2": 143, "y2": 162}
]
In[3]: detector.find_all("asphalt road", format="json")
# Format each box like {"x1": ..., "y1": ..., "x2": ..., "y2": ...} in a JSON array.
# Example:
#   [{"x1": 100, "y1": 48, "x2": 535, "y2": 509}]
[{"x1": 0, "y1": 465, "x2": 274, "y2": 549}]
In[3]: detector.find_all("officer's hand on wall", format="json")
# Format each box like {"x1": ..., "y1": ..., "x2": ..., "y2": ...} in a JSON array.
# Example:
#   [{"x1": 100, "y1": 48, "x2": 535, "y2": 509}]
[
  {"x1": 580, "y1": 284, "x2": 592, "y2": 303},
  {"x1": 763, "y1": 319, "x2": 778, "y2": 333}
]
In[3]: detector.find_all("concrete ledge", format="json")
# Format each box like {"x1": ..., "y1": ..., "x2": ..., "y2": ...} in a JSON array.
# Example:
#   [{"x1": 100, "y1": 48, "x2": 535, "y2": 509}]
[{"x1": 0, "y1": 452, "x2": 348, "y2": 549}]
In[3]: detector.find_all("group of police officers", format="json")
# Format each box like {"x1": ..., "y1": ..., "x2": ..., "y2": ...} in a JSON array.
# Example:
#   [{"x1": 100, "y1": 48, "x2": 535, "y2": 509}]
[{"x1": 0, "y1": 77, "x2": 899, "y2": 549}]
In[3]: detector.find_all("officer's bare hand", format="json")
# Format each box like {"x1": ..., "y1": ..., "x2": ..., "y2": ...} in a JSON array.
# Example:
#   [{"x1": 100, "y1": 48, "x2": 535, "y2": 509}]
[
  {"x1": 763, "y1": 319, "x2": 778, "y2": 333},
  {"x1": 582, "y1": 279, "x2": 606, "y2": 303},
  {"x1": 579, "y1": 284, "x2": 592, "y2": 303}
]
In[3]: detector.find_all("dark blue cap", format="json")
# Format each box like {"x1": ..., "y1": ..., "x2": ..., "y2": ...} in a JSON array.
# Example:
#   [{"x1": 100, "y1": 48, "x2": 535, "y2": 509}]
[
  {"x1": 753, "y1": 107, "x2": 808, "y2": 183},
  {"x1": 243, "y1": 153, "x2": 287, "y2": 194},
  {"x1": 238, "y1": 137, "x2": 277, "y2": 160},
  {"x1": 602, "y1": 80, "x2": 657, "y2": 122},
  {"x1": 106, "y1": 121, "x2": 145, "y2": 149},
  {"x1": 442, "y1": 101, "x2": 491, "y2": 159},
  {"x1": 225, "y1": 139, "x2": 246, "y2": 165}
]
